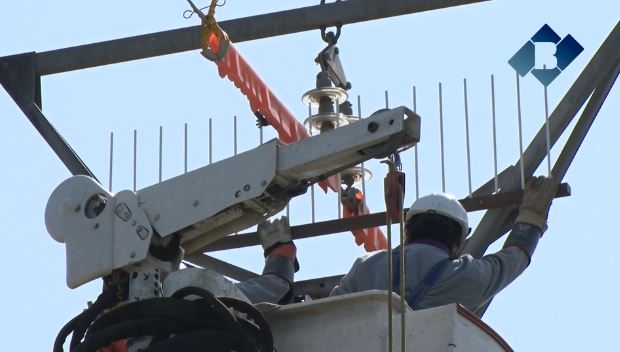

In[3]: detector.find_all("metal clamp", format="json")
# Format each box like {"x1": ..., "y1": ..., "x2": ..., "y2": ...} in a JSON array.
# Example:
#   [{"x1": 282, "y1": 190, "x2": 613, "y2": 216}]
[{"x1": 187, "y1": 0, "x2": 230, "y2": 61}]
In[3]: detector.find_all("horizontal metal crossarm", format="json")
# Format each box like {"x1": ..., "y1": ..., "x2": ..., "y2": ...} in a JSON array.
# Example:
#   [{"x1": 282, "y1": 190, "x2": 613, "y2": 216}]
[
  {"x1": 0, "y1": 1, "x2": 492, "y2": 179},
  {"x1": 195, "y1": 183, "x2": 570, "y2": 253},
  {"x1": 33, "y1": 0, "x2": 489, "y2": 75},
  {"x1": 185, "y1": 183, "x2": 569, "y2": 288}
]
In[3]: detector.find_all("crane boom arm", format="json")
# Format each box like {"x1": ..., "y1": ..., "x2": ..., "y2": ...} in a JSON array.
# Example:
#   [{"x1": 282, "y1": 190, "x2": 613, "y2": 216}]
[{"x1": 45, "y1": 107, "x2": 420, "y2": 288}]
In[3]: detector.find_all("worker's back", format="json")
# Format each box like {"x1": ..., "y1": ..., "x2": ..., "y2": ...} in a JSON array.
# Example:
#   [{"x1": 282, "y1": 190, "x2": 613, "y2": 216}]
[{"x1": 330, "y1": 242, "x2": 530, "y2": 314}]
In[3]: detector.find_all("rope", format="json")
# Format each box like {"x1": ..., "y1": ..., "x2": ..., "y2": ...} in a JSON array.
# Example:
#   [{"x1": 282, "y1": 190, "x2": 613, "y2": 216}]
[{"x1": 183, "y1": 0, "x2": 226, "y2": 19}]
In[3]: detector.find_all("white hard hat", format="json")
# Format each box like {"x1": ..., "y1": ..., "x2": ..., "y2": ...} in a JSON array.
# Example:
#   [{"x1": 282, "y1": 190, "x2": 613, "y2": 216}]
[{"x1": 405, "y1": 193, "x2": 469, "y2": 244}]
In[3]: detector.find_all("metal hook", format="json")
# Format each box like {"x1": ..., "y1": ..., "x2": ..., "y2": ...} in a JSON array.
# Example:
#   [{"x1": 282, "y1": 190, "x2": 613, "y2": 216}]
[
  {"x1": 320, "y1": 25, "x2": 342, "y2": 44},
  {"x1": 381, "y1": 159, "x2": 397, "y2": 173},
  {"x1": 318, "y1": 0, "x2": 343, "y2": 44},
  {"x1": 384, "y1": 153, "x2": 402, "y2": 171}
]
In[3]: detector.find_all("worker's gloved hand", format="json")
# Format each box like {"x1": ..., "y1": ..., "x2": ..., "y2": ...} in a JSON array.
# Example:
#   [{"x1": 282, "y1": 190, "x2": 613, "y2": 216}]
[
  {"x1": 516, "y1": 176, "x2": 559, "y2": 232},
  {"x1": 258, "y1": 216, "x2": 293, "y2": 256},
  {"x1": 258, "y1": 216, "x2": 299, "y2": 272}
]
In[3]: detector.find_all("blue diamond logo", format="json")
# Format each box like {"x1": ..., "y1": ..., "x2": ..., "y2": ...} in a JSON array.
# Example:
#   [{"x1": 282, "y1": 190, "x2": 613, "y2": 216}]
[{"x1": 509, "y1": 24, "x2": 583, "y2": 86}]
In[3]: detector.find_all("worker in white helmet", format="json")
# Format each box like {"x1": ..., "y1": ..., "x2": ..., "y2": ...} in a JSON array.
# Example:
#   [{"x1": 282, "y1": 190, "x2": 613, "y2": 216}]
[
  {"x1": 236, "y1": 216, "x2": 299, "y2": 304},
  {"x1": 330, "y1": 176, "x2": 558, "y2": 316}
]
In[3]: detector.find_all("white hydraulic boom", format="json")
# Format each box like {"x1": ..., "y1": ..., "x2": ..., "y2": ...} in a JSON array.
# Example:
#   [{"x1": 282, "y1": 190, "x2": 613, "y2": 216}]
[{"x1": 45, "y1": 106, "x2": 420, "y2": 289}]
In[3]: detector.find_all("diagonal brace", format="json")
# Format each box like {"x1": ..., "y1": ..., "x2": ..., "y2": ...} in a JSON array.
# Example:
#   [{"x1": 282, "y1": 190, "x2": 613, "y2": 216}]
[{"x1": 463, "y1": 22, "x2": 620, "y2": 257}]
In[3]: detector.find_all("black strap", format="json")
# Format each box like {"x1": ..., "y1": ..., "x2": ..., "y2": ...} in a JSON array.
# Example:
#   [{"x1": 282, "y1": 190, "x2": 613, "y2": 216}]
[
  {"x1": 392, "y1": 249, "x2": 451, "y2": 309},
  {"x1": 53, "y1": 284, "x2": 120, "y2": 352}
]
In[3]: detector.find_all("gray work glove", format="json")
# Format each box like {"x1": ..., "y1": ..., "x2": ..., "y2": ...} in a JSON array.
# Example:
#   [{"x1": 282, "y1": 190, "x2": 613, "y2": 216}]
[
  {"x1": 258, "y1": 216, "x2": 293, "y2": 255},
  {"x1": 515, "y1": 176, "x2": 559, "y2": 232},
  {"x1": 258, "y1": 216, "x2": 299, "y2": 272}
]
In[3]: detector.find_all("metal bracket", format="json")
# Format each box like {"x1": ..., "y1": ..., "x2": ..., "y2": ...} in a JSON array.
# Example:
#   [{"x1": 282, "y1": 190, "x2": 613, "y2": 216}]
[
  {"x1": 316, "y1": 44, "x2": 351, "y2": 90},
  {"x1": 0, "y1": 52, "x2": 97, "y2": 179},
  {"x1": 0, "y1": 52, "x2": 41, "y2": 108}
]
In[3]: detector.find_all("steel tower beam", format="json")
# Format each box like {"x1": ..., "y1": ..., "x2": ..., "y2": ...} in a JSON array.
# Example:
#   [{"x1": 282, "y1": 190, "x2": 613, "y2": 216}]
[
  {"x1": 463, "y1": 20, "x2": 620, "y2": 258},
  {"x1": 0, "y1": 0, "x2": 490, "y2": 188},
  {"x1": 0, "y1": 53, "x2": 97, "y2": 179},
  {"x1": 0, "y1": 1, "x2": 491, "y2": 285},
  {"x1": 34, "y1": 0, "x2": 489, "y2": 75}
]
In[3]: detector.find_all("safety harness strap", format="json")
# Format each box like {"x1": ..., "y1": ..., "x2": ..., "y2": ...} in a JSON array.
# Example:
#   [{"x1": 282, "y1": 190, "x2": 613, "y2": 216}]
[{"x1": 392, "y1": 249, "x2": 451, "y2": 309}]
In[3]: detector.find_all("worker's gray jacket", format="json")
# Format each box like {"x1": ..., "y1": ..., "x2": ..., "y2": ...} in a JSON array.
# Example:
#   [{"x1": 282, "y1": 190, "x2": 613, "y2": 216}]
[
  {"x1": 330, "y1": 223, "x2": 541, "y2": 315},
  {"x1": 236, "y1": 255, "x2": 294, "y2": 304}
]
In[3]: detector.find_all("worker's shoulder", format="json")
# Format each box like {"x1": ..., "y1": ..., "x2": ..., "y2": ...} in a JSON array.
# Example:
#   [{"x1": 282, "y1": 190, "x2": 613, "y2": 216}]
[
  {"x1": 452, "y1": 253, "x2": 484, "y2": 270},
  {"x1": 357, "y1": 249, "x2": 386, "y2": 262},
  {"x1": 356, "y1": 244, "x2": 446, "y2": 265}
]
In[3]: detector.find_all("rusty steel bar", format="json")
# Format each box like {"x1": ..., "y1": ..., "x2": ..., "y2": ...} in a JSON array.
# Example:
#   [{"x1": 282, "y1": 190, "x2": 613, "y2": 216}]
[{"x1": 199, "y1": 183, "x2": 571, "y2": 252}]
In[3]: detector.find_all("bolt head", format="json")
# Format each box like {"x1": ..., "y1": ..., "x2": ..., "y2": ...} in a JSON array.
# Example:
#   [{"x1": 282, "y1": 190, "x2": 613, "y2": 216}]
[{"x1": 367, "y1": 121, "x2": 379, "y2": 133}]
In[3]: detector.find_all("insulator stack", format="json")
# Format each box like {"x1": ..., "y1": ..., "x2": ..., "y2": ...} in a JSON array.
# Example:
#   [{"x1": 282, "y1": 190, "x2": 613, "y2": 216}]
[{"x1": 302, "y1": 71, "x2": 371, "y2": 187}]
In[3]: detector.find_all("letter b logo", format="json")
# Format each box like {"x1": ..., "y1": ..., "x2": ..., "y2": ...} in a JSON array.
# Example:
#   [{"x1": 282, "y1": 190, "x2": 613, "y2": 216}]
[
  {"x1": 508, "y1": 24, "x2": 583, "y2": 86},
  {"x1": 534, "y1": 42, "x2": 557, "y2": 70}
]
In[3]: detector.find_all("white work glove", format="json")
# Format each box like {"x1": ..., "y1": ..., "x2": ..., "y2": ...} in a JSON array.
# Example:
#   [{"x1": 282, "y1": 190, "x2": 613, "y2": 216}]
[
  {"x1": 258, "y1": 216, "x2": 293, "y2": 255},
  {"x1": 516, "y1": 176, "x2": 559, "y2": 232}
]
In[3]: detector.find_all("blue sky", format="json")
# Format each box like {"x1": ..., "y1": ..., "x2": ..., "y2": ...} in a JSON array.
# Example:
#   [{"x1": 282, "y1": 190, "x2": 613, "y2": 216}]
[{"x1": 1, "y1": 1, "x2": 618, "y2": 350}]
